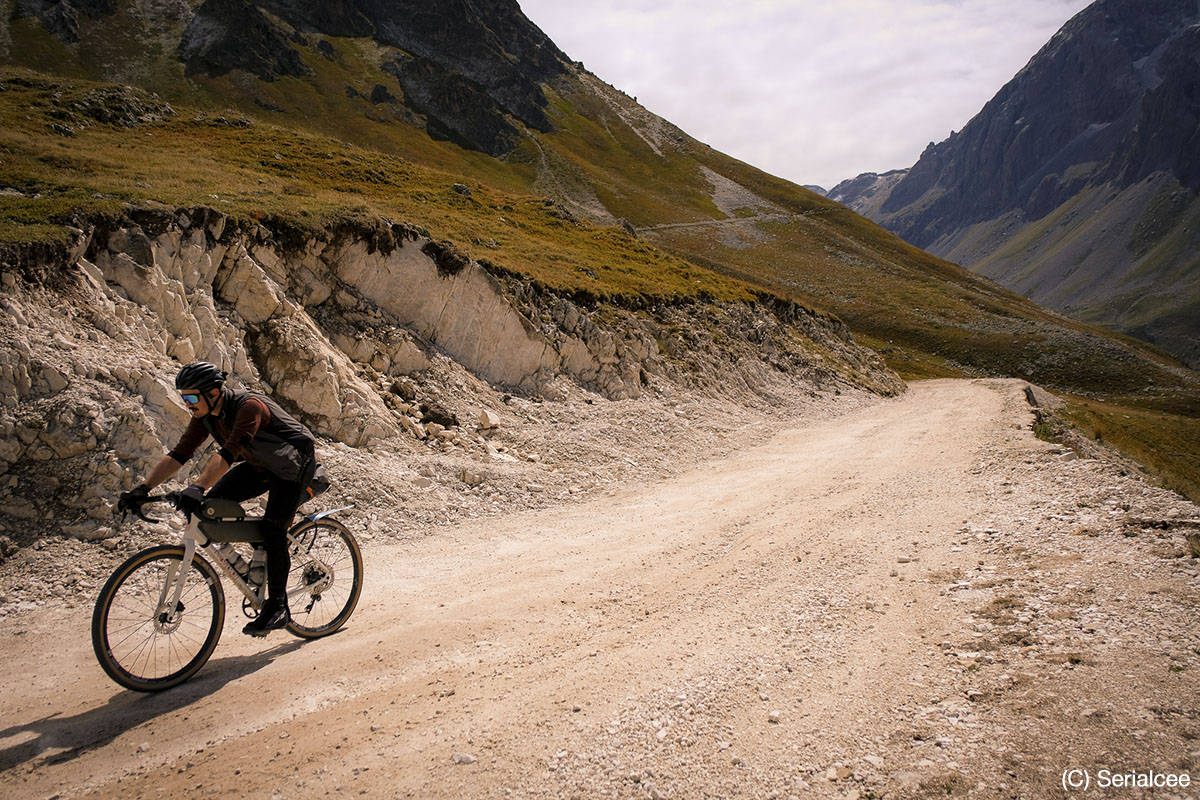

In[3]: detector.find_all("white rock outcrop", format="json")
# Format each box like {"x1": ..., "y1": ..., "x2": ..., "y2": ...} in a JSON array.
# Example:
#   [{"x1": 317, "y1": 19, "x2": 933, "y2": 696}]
[{"x1": 0, "y1": 206, "x2": 900, "y2": 544}]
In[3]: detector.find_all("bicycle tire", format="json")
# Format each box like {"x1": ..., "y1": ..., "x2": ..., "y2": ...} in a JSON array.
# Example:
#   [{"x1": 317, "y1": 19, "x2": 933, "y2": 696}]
[
  {"x1": 92, "y1": 545, "x2": 226, "y2": 692},
  {"x1": 284, "y1": 518, "x2": 363, "y2": 638}
]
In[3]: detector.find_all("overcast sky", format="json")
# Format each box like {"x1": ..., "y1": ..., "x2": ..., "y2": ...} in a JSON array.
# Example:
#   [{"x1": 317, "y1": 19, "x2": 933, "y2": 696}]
[{"x1": 518, "y1": 0, "x2": 1093, "y2": 190}]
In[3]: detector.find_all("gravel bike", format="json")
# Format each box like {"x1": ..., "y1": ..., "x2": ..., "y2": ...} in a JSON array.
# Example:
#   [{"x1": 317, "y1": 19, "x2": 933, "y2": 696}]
[{"x1": 92, "y1": 494, "x2": 362, "y2": 692}]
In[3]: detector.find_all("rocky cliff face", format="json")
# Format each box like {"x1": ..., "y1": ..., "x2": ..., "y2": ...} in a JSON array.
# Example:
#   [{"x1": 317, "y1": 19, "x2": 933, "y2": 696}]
[
  {"x1": 11, "y1": 0, "x2": 117, "y2": 43},
  {"x1": 179, "y1": 0, "x2": 312, "y2": 81},
  {"x1": 11, "y1": 0, "x2": 570, "y2": 155},
  {"x1": 1105, "y1": 21, "x2": 1200, "y2": 190},
  {"x1": 263, "y1": 0, "x2": 569, "y2": 154},
  {"x1": 831, "y1": 0, "x2": 1200, "y2": 367},
  {"x1": 0, "y1": 208, "x2": 899, "y2": 546}
]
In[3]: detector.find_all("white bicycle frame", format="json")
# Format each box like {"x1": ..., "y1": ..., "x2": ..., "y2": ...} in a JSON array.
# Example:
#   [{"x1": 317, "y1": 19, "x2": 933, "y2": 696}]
[{"x1": 156, "y1": 506, "x2": 353, "y2": 625}]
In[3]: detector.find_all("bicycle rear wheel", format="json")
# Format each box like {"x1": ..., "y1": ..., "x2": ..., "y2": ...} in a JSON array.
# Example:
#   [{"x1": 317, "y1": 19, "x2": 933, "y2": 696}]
[
  {"x1": 284, "y1": 519, "x2": 362, "y2": 638},
  {"x1": 92, "y1": 545, "x2": 226, "y2": 692}
]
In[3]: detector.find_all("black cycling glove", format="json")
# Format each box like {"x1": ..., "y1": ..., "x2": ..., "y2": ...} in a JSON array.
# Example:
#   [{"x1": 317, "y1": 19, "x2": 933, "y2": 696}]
[
  {"x1": 175, "y1": 484, "x2": 206, "y2": 517},
  {"x1": 117, "y1": 484, "x2": 150, "y2": 515}
]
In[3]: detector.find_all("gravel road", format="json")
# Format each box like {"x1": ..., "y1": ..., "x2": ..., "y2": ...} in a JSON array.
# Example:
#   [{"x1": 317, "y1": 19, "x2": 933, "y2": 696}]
[{"x1": 2, "y1": 379, "x2": 1197, "y2": 800}]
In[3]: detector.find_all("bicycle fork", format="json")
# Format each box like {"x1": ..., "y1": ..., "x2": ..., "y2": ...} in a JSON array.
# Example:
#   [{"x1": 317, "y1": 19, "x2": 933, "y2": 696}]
[{"x1": 155, "y1": 531, "x2": 199, "y2": 629}]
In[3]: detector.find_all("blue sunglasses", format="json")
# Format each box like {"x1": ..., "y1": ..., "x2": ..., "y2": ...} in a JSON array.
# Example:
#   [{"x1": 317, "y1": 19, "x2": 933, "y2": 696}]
[{"x1": 180, "y1": 392, "x2": 202, "y2": 405}]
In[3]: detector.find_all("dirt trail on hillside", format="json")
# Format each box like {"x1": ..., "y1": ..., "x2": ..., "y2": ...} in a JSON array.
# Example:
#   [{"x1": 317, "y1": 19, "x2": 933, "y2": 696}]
[{"x1": 1, "y1": 379, "x2": 1198, "y2": 800}]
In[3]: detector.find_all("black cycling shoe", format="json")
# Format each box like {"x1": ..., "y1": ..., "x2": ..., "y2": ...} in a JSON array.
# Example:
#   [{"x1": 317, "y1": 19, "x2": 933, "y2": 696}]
[{"x1": 243, "y1": 599, "x2": 290, "y2": 637}]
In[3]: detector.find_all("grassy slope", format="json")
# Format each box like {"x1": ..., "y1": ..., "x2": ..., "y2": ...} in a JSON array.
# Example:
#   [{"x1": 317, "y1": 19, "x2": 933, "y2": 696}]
[
  {"x1": 0, "y1": 51, "x2": 1197, "y2": 500},
  {"x1": 1063, "y1": 396, "x2": 1200, "y2": 501},
  {"x1": 0, "y1": 69, "x2": 750, "y2": 303}
]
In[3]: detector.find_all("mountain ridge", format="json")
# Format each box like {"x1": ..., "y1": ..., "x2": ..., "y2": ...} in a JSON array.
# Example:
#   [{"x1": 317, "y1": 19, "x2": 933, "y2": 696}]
[
  {"x1": 830, "y1": 0, "x2": 1200, "y2": 367},
  {"x1": 6, "y1": 0, "x2": 574, "y2": 155}
]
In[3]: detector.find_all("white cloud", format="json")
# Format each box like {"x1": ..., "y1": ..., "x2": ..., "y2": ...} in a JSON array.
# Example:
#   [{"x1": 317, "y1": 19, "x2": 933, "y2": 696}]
[{"x1": 520, "y1": 0, "x2": 1093, "y2": 189}]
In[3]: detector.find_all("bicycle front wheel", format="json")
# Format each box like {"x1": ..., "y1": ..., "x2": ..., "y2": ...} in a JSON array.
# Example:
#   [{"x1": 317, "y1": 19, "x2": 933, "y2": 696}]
[
  {"x1": 284, "y1": 519, "x2": 362, "y2": 638},
  {"x1": 92, "y1": 545, "x2": 226, "y2": 692}
]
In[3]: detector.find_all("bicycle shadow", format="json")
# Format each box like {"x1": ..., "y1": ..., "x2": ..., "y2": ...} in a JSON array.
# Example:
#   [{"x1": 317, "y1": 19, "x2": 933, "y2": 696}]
[{"x1": 0, "y1": 639, "x2": 304, "y2": 773}]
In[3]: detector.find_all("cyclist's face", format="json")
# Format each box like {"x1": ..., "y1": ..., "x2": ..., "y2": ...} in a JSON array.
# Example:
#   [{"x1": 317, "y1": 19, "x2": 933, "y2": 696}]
[{"x1": 180, "y1": 388, "x2": 212, "y2": 417}]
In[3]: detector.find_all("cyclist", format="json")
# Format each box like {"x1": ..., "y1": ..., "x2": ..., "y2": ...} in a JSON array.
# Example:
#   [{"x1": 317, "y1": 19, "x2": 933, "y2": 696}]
[{"x1": 118, "y1": 362, "x2": 318, "y2": 637}]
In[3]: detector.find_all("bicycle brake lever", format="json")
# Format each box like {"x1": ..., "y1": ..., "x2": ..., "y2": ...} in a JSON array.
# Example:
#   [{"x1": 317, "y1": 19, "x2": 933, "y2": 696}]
[
  {"x1": 128, "y1": 494, "x2": 168, "y2": 525},
  {"x1": 135, "y1": 507, "x2": 162, "y2": 524}
]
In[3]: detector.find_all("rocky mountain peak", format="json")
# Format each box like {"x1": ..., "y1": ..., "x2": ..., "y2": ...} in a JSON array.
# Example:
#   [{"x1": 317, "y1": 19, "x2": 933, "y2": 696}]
[
  {"x1": 179, "y1": 0, "x2": 311, "y2": 81},
  {"x1": 258, "y1": 0, "x2": 571, "y2": 152},
  {"x1": 16, "y1": 0, "x2": 572, "y2": 155},
  {"x1": 831, "y1": 0, "x2": 1200, "y2": 368},
  {"x1": 827, "y1": 169, "x2": 909, "y2": 219},
  {"x1": 12, "y1": 0, "x2": 117, "y2": 42},
  {"x1": 878, "y1": 0, "x2": 1200, "y2": 242}
]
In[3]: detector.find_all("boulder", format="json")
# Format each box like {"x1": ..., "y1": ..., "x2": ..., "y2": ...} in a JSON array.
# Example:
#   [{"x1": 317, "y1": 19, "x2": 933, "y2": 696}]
[{"x1": 419, "y1": 402, "x2": 459, "y2": 428}]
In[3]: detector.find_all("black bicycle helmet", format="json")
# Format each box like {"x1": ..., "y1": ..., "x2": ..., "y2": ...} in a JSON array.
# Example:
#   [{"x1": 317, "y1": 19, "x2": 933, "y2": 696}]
[{"x1": 175, "y1": 361, "x2": 227, "y2": 393}]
